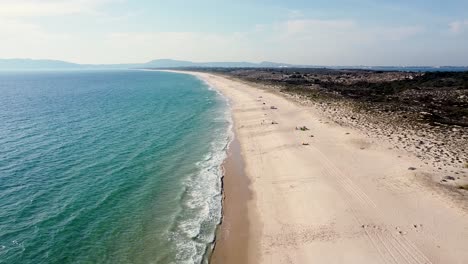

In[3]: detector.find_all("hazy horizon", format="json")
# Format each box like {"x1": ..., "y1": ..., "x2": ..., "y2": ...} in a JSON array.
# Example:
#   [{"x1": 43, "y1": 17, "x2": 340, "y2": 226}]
[
  {"x1": 1, "y1": 0, "x2": 468, "y2": 66},
  {"x1": 1, "y1": 58, "x2": 468, "y2": 68}
]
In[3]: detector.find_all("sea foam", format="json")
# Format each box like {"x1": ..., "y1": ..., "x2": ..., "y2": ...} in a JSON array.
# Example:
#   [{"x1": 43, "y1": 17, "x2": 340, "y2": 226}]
[{"x1": 168, "y1": 76, "x2": 233, "y2": 264}]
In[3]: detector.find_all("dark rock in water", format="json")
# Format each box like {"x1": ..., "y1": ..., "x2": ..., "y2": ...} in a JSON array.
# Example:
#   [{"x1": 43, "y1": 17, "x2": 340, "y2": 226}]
[{"x1": 408, "y1": 167, "x2": 417, "y2": 170}]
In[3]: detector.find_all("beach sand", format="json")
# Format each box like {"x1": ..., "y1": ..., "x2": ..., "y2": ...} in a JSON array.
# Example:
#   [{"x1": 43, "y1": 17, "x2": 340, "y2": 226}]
[{"x1": 168, "y1": 71, "x2": 468, "y2": 264}]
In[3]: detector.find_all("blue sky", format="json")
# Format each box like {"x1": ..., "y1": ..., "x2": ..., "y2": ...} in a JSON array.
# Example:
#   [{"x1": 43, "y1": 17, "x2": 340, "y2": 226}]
[{"x1": 0, "y1": 0, "x2": 467, "y2": 65}]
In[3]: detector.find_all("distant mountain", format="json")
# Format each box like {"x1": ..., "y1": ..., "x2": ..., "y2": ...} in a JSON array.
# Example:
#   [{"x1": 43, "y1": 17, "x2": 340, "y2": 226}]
[
  {"x1": 143, "y1": 59, "x2": 292, "y2": 68},
  {"x1": 0, "y1": 58, "x2": 466, "y2": 72},
  {"x1": 0, "y1": 58, "x2": 293, "y2": 70},
  {"x1": 144, "y1": 59, "x2": 196, "y2": 68},
  {"x1": 0, "y1": 59, "x2": 81, "y2": 70},
  {"x1": 258, "y1": 61, "x2": 293, "y2": 67}
]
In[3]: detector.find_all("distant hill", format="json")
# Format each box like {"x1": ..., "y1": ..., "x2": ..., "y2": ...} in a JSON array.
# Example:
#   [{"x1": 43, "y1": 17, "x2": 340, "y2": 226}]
[
  {"x1": 0, "y1": 59, "x2": 81, "y2": 70},
  {"x1": 0, "y1": 58, "x2": 466, "y2": 72},
  {"x1": 144, "y1": 59, "x2": 196, "y2": 68},
  {"x1": 143, "y1": 59, "x2": 293, "y2": 68},
  {"x1": 0, "y1": 58, "x2": 293, "y2": 70}
]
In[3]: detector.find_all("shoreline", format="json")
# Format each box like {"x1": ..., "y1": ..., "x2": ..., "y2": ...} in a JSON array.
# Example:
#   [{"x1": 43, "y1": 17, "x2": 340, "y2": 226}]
[
  {"x1": 162, "y1": 70, "x2": 468, "y2": 264},
  {"x1": 210, "y1": 135, "x2": 252, "y2": 264},
  {"x1": 159, "y1": 69, "x2": 256, "y2": 263},
  {"x1": 168, "y1": 70, "x2": 258, "y2": 263}
]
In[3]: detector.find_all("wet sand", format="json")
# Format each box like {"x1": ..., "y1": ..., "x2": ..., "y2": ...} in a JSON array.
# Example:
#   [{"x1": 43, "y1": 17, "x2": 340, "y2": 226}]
[{"x1": 210, "y1": 137, "x2": 253, "y2": 264}]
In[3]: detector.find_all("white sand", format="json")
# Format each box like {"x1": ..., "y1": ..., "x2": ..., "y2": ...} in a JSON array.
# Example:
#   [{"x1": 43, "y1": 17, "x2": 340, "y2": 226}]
[{"x1": 168, "y1": 71, "x2": 468, "y2": 264}]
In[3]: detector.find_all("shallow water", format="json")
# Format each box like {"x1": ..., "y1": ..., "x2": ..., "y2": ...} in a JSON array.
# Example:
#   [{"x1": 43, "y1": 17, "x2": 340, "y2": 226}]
[{"x1": 0, "y1": 70, "x2": 230, "y2": 264}]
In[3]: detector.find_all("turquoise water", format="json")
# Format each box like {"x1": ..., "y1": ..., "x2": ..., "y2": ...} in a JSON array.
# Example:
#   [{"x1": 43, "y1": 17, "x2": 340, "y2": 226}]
[{"x1": 0, "y1": 70, "x2": 231, "y2": 264}]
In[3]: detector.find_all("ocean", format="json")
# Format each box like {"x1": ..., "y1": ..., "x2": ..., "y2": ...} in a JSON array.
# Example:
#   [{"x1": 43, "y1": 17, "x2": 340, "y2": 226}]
[{"x1": 0, "y1": 70, "x2": 231, "y2": 264}]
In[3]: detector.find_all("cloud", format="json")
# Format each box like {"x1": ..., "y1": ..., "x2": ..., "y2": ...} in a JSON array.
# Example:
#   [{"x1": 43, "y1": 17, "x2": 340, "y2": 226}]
[
  {"x1": 102, "y1": 31, "x2": 257, "y2": 63},
  {"x1": 0, "y1": 18, "x2": 41, "y2": 36},
  {"x1": 248, "y1": 19, "x2": 429, "y2": 65},
  {"x1": 0, "y1": 0, "x2": 119, "y2": 17},
  {"x1": 253, "y1": 24, "x2": 267, "y2": 32},
  {"x1": 0, "y1": 12, "x2": 460, "y2": 66},
  {"x1": 272, "y1": 19, "x2": 423, "y2": 45},
  {"x1": 287, "y1": 10, "x2": 304, "y2": 19},
  {"x1": 379, "y1": 26, "x2": 425, "y2": 41},
  {"x1": 282, "y1": 19, "x2": 356, "y2": 36},
  {"x1": 274, "y1": 19, "x2": 422, "y2": 43},
  {"x1": 449, "y1": 20, "x2": 468, "y2": 34},
  {"x1": 0, "y1": 17, "x2": 74, "y2": 58}
]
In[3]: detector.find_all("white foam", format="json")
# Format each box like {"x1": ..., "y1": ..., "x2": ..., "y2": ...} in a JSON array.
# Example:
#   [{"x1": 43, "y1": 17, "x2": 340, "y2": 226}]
[{"x1": 168, "y1": 80, "x2": 233, "y2": 264}]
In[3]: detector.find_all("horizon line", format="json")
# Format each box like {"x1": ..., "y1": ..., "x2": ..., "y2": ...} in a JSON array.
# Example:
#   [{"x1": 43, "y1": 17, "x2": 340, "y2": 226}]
[{"x1": 1, "y1": 58, "x2": 468, "y2": 68}]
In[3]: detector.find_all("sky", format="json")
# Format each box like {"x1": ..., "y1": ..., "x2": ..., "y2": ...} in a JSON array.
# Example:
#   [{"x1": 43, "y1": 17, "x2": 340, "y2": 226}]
[{"x1": 0, "y1": 0, "x2": 467, "y2": 66}]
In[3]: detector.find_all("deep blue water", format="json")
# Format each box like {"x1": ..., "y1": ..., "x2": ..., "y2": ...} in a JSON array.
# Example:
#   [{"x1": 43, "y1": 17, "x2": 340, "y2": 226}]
[{"x1": 0, "y1": 70, "x2": 231, "y2": 264}]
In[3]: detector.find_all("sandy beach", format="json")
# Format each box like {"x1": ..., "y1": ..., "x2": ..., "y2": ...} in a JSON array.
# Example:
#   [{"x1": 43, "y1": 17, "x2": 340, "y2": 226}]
[{"x1": 170, "y1": 71, "x2": 468, "y2": 264}]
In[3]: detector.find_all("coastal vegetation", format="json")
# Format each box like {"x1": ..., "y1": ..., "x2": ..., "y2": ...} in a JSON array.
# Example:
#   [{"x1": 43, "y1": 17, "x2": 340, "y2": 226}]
[{"x1": 202, "y1": 68, "x2": 468, "y2": 128}]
